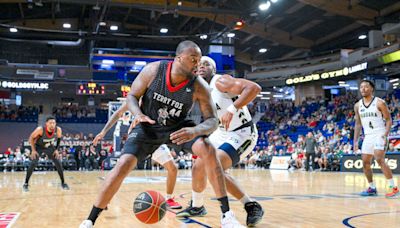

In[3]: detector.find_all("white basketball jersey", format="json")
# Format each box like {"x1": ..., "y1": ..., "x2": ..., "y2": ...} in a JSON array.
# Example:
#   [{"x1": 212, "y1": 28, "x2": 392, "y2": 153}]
[
  {"x1": 358, "y1": 97, "x2": 386, "y2": 135},
  {"x1": 210, "y1": 74, "x2": 252, "y2": 132}
]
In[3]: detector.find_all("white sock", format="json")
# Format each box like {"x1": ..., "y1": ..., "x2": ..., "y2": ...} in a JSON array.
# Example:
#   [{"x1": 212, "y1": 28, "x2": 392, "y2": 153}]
[
  {"x1": 387, "y1": 179, "x2": 395, "y2": 188},
  {"x1": 192, "y1": 190, "x2": 204, "y2": 208},
  {"x1": 239, "y1": 195, "x2": 252, "y2": 205},
  {"x1": 166, "y1": 194, "x2": 172, "y2": 200},
  {"x1": 369, "y1": 182, "x2": 376, "y2": 189}
]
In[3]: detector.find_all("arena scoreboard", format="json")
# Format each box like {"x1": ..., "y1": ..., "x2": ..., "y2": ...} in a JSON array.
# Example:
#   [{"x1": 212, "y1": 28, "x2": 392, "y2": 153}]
[
  {"x1": 121, "y1": 85, "x2": 131, "y2": 97},
  {"x1": 76, "y1": 82, "x2": 105, "y2": 95}
]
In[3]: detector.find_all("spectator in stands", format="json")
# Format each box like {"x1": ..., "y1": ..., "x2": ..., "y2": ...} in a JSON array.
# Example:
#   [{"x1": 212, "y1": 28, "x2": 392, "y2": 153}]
[
  {"x1": 318, "y1": 147, "x2": 329, "y2": 171},
  {"x1": 85, "y1": 145, "x2": 98, "y2": 170},
  {"x1": 98, "y1": 150, "x2": 108, "y2": 168},
  {"x1": 303, "y1": 132, "x2": 317, "y2": 171}
]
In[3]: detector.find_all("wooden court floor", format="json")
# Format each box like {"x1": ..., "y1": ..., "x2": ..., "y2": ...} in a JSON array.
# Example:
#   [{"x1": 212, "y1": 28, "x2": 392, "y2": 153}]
[{"x1": 0, "y1": 169, "x2": 399, "y2": 228}]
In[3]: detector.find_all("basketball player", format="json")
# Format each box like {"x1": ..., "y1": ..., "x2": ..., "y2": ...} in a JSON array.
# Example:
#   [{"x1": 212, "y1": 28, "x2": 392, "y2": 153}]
[
  {"x1": 80, "y1": 41, "x2": 244, "y2": 228},
  {"x1": 353, "y1": 80, "x2": 399, "y2": 197},
  {"x1": 23, "y1": 116, "x2": 69, "y2": 191},
  {"x1": 176, "y1": 56, "x2": 264, "y2": 226},
  {"x1": 92, "y1": 102, "x2": 182, "y2": 209}
]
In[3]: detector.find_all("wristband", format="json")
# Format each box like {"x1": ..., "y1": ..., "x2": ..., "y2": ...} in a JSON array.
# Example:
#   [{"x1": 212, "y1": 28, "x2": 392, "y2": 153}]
[{"x1": 227, "y1": 104, "x2": 238, "y2": 114}]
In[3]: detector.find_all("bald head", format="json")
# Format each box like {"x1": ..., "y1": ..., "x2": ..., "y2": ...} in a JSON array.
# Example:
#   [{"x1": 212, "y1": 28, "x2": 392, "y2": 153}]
[{"x1": 176, "y1": 40, "x2": 201, "y2": 55}]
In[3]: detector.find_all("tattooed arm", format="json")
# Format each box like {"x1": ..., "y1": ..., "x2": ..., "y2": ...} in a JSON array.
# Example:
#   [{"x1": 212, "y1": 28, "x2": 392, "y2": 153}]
[{"x1": 170, "y1": 77, "x2": 218, "y2": 145}]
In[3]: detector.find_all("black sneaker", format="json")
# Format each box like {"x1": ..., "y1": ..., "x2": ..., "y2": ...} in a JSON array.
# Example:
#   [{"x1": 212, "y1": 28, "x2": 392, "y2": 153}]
[
  {"x1": 61, "y1": 183, "x2": 70, "y2": 190},
  {"x1": 23, "y1": 183, "x2": 29, "y2": 192},
  {"x1": 176, "y1": 201, "x2": 207, "y2": 217},
  {"x1": 245, "y1": 201, "x2": 264, "y2": 227}
]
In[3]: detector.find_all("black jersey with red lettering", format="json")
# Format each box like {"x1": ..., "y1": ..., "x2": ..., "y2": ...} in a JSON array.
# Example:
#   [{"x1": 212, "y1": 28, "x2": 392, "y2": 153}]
[{"x1": 140, "y1": 61, "x2": 196, "y2": 128}]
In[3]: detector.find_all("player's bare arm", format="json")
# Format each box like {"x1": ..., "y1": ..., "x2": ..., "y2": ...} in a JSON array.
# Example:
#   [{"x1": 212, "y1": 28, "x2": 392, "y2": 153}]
[
  {"x1": 127, "y1": 61, "x2": 159, "y2": 125},
  {"x1": 29, "y1": 127, "x2": 43, "y2": 159},
  {"x1": 353, "y1": 102, "x2": 362, "y2": 151},
  {"x1": 216, "y1": 74, "x2": 261, "y2": 129},
  {"x1": 54, "y1": 126, "x2": 63, "y2": 157},
  {"x1": 170, "y1": 77, "x2": 218, "y2": 145},
  {"x1": 93, "y1": 103, "x2": 129, "y2": 145},
  {"x1": 216, "y1": 74, "x2": 261, "y2": 109},
  {"x1": 378, "y1": 99, "x2": 392, "y2": 138}
]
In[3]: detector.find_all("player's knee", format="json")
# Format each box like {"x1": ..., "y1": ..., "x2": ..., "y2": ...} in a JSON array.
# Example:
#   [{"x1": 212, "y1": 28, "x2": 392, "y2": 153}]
[
  {"x1": 167, "y1": 162, "x2": 177, "y2": 174},
  {"x1": 116, "y1": 156, "x2": 136, "y2": 174},
  {"x1": 193, "y1": 138, "x2": 216, "y2": 160},
  {"x1": 375, "y1": 158, "x2": 385, "y2": 166}
]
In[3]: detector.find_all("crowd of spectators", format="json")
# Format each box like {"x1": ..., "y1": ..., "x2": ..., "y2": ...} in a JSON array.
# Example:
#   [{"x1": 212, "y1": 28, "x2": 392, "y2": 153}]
[{"x1": 0, "y1": 103, "x2": 39, "y2": 122}]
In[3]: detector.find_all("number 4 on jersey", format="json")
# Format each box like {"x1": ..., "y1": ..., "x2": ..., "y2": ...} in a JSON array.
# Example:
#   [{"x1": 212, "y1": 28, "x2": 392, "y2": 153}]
[{"x1": 169, "y1": 108, "x2": 182, "y2": 117}]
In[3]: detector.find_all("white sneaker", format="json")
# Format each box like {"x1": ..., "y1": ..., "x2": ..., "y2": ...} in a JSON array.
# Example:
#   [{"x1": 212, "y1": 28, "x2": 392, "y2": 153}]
[
  {"x1": 221, "y1": 211, "x2": 246, "y2": 228},
  {"x1": 79, "y1": 220, "x2": 93, "y2": 228}
]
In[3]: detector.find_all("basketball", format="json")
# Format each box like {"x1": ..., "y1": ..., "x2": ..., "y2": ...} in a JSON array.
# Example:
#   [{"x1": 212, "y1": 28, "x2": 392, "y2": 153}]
[{"x1": 133, "y1": 190, "x2": 167, "y2": 224}]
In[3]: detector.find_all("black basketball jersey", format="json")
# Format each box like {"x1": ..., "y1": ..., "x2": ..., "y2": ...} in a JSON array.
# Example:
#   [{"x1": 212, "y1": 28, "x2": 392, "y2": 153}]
[
  {"x1": 141, "y1": 61, "x2": 196, "y2": 128},
  {"x1": 35, "y1": 126, "x2": 57, "y2": 150}
]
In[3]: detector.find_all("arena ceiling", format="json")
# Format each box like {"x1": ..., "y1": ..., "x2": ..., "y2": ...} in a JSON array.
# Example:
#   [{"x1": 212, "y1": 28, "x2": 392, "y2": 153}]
[{"x1": 0, "y1": 0, "x2": 399, "y2": 66}]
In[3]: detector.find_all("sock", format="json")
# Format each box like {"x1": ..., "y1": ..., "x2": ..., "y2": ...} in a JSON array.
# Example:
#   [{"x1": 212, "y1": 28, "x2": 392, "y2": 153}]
[
  {"x1": 166, "y1": 194, "x2": 172, "y2": 200},
  {"x1": 88, "y1": 206, "x2": 104, "y2": 224},
  {"x1": 369, "y1": 182, "x2": 376, "y2": 189},
  {"x1": 239, "y1": 194, "x2": 252, "y2": 205},
  {"x1": 192, "y1": 190, "x2": 204, "y2": 208},
  {"x1": 217, "y1": 196, "x2": 230, "y2": 215},
  {"x1": 387, "y1": 179, "x2": 395, "y2": 188}
]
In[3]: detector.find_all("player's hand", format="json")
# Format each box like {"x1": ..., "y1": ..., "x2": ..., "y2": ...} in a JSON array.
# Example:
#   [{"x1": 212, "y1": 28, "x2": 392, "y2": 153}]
[
  {"x1": 93, "y1": 131, "x2": 105, "y2": 146},
  {"x1": 170, "y1": 127, "x2": 197, "y2": 145},
  {"x1": 128, "y1": 121, "x2": 138, "y2": 134},
  {"x1": 220, "y1": 111, "x2": 234, "y2": 130},
  {"x1": 30, "y1": 150, "x2": 38, "y2": 160},
  {"x1": 133, "y1": 114, "x2": 156, "y2": 126},
  {"x1": 53, "y1": 149, "x2": 59, "y2": 158},
  {"x1": 382, "y1": 134, "x2": 388, "y2": 145}
]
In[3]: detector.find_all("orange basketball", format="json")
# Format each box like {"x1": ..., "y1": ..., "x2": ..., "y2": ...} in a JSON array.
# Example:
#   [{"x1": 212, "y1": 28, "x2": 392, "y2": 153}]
[{"x1": 133, "y1": 190, "x2": 167, "y2": 224}]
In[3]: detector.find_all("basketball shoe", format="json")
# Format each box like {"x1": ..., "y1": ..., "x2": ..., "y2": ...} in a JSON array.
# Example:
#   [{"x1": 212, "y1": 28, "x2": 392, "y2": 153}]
[
  {"x1": 360, "y1": 187, "x2": 377, "y2": 196},
  {"x1": 385, "y1": 186, "x2": 399, "y2": 198},
  {"x1": 79, "y1": 220, "x2": 93, "y2": 228},
  {"x1": 221, "y1": 210, "x2": 245, "y2": 228},
  {"x1": 244, "y1": 201, "x2": 264, "y2": 226}
]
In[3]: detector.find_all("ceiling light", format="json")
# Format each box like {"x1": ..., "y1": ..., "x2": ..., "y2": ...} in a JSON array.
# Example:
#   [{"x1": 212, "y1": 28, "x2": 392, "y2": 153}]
[
  {"x1": 271, "y1": 0, "x2": 279, "y2": 2},
  {"x1": 63, "y1": 23, "x2": 71, "y2": 29},
  {"x1": 384, "y1": 67, "x2": 388, "y2": 72},
  {"x1": 393, "y1": 82, "x2": 399, "y2": 86},
  {"x1": 110, "y1": 25, "x2": 118, "y2": 31},
  {"x1": 259, "y1": 48, "x2": 268, "y2": 53},
  {"x1": 160, "y1": 28, "x2": 168, "y2": 33},
  {"x1": 259, "y1": 1, "x2": 271, "y2": 11},
  {"x1": 358, "y1": 34, "x2": 367, "y2": 40},
  {"x1": 9, "y1": 28, "x2": 18, "y2": 33},
  {"x1": 260, "y1": 91, "x2": 271, "y2": 94},
  {"x1": 102, "y1": 59, "x2": 114, "y2": 65},
  {"x1": 135, "y1": 61, "x2": 147, "y2": 66},
  {"x1": 256, "y1": 94, "x2": 263, "y2": 97},
  {"x1": 261, "y1": 97, "x2": 270, "y2": 100},
  {"x1": 99, "y1": 22, "x2": 106, "y2": 26},
  {"x1": 390, "y1": 78, "x2": 399, "y2": 83},
  {"x1": 178, "y1": 1, "x2": 182, "y2": 6},
  {"x1": 227, "y1": 33, "x2": 235, "y2": 38},
  {"x1": 200, "y1": 34, "x2": 208, "y2": 40},
  {"x1": 236, "y1": 21, "x2": 243, "y2": 26},
  {"x1": 338, "y1": 81, "x2": 345, "y2": 84},
  {"x1": 273, "y1": 94, "x2": 283, "y2": 98}
]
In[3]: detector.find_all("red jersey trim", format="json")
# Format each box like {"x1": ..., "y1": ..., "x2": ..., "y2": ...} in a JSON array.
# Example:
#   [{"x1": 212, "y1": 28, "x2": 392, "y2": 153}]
[
  {"x1": 166, "y1": 61, "x2": 189, "y2": 93},
  {"x1": 45, "y1": 127, "x2": 55, "y2": 138}
]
